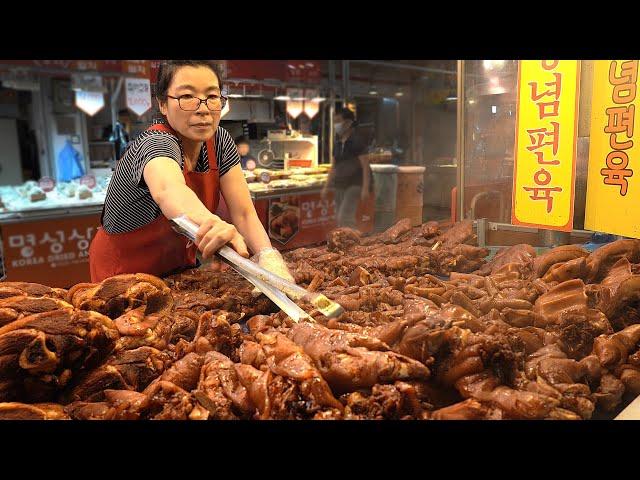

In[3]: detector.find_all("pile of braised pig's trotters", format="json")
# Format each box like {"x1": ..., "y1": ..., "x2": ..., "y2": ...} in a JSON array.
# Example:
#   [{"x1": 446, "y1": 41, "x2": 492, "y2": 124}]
[{"x1": 1, "y1": 219, "x2": 640, "y2": 420}]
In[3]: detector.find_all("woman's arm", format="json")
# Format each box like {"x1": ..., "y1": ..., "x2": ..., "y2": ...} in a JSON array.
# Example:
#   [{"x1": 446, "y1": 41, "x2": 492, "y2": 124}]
[
  {"x1": 144, "y1": 157, "x2": 249, "y2": 258},
  {"x1": 219, "y1": 164, "x2": 271, "y2": 255}
]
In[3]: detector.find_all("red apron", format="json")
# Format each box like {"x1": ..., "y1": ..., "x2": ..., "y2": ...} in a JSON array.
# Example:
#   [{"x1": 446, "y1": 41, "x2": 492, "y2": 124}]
[{"x1": 89, "y1": 123, "x2": 220, "y2": 282}]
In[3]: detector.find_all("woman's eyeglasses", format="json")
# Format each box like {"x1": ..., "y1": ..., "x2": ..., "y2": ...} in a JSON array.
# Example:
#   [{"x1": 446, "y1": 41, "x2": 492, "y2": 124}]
[{"x1": 167, "y1": 94, "x2": 228, "y2": 112}]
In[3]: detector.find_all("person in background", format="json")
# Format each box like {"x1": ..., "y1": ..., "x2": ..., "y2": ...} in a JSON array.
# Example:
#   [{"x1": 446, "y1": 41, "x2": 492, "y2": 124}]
[
  {"x1": 103, "y1": 109, "x2": 132, "y2": 160},
  {"x1": 234, "y1": 135, "x2": 257, "y2": 170},
  {"x1": 322, "y1": 107, "x2": 371, "y2": 228}
]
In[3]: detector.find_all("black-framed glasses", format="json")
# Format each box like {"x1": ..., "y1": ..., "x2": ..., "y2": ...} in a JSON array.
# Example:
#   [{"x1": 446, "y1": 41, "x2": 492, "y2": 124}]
[{"x1": 167, "y1": 94, "x2": 228, "y2": 112}]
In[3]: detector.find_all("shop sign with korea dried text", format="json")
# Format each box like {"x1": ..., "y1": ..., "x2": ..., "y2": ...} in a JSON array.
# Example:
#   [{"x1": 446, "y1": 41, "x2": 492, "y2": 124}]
[
  {"x1": 585, "y1": 60, "x2": 639, "y2": 238},
  {"x1": 512, "y1": 60, "x2": 580, "y2": 231}
]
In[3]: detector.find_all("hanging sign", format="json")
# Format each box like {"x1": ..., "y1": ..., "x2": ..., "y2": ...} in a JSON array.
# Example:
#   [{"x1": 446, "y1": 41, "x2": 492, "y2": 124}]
[
  {"x1": 512, "y1": 60, "x2": 580, "y2": 231},
  {"x1": 125, "y1": 77, "x2": 152, "y2": 116},
  {"x1": 75, "y1": 90, "x2": 104, "y2": 116},
  {"x1": 585, "y1": 60, "x2": 640, "y2": 238}
]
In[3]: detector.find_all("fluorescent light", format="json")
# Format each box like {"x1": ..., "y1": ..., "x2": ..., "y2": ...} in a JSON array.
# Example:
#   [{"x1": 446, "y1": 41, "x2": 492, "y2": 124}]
[
  {"x1": 311, "y1": 96, "x2": 326, "y2": 102},
  {"x1": 369, "y1": 90, "x2": 378, "y2": 95},
  {"x1": 445, "y1": 96, "x2": 457, "y2": 101},
  {"x1": 395, "y1": 91, "x2": 404, "y2": 97},
  {"x1": 274, "y1": 95, "x2": 291, "y2": 101},
  {"x1": 227, "y1": 93, "x2": 243, "y2": 98}
]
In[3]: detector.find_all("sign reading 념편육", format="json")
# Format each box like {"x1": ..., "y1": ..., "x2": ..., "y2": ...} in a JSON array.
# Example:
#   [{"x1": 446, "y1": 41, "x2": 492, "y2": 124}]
[
  {"x1": 512, "y1": 60, "x2": 580, "y2": 231},
  {"x1": 585, "y1": 60, "x2": 639, "y2": 239}
]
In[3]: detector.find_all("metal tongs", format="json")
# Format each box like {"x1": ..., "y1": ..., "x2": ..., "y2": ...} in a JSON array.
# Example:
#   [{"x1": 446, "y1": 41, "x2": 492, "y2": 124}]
[{"x1": 170, "y1": 215, "x2": 344, "y2": 323}]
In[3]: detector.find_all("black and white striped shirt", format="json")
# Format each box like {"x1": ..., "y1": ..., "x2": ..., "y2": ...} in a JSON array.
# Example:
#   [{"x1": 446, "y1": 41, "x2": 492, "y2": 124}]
[{"x1": 102, "y1": 123, "x2": 240, "y2": 234}]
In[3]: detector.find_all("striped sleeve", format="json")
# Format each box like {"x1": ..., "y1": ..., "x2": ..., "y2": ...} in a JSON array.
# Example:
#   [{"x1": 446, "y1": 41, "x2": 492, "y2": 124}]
[
  {"x1": 217, "y1": 127, "x2": 241, "y2": 177},
  {"x1": 133, "y1": 132, "x2": 182, "y2": 188}
]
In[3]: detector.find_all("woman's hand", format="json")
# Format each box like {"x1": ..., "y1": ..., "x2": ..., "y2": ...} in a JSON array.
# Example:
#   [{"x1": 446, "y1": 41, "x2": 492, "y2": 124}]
[
  {"x1": 188, "y1": 212, "x2": 250, "y2": 260},
  {"x1": 250, "y1": 247, "x2": 295, "y2": 297}
]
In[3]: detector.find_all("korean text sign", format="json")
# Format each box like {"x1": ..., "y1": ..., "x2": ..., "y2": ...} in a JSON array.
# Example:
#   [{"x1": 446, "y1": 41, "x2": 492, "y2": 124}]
[
  {"x1": 585, "y1": 60, "x2": 639, "y2": 238},
  {"x1": 512, "y1": 60, "x2": 580, "y2": 231}
]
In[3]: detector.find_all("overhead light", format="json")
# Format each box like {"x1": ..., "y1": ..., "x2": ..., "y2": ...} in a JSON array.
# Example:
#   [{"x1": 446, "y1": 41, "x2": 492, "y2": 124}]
[
  {"x1": 445, "y1": 96, "x2": 458, "y2": 102},
  {"x1": 287, "y1": 64, "x2": 296, "y2": 69},
  {"x1": 491, "y1": 105, "x2": 497, "y2": 114},
  {"x1": 395, "y1": 91, "x2": 404, "y2": 97},
  {"x1": 227, "y1": 93, "x2": 243, "y2": 98},
  {"x1": 369, "y1": 88, "x2": 378, "y2": 95},
  {"x1": 311, "y1": 96, "x2": 326, "y2": 102},
  {"x1": 468, "y1": 99, "x2": 476, "y2": 104},
  {"x1": 305, "y1": 62, "x2": 315, "y2": 68},
  {"x1": 274, "y1": 95, "x2": 291, "y2": 101},
  {"x1": 304, "y1": 100, "x2": 320, "y2": 119},
  {"x1": 286, "y1": 100, "x2": 303, "y2": 119}
]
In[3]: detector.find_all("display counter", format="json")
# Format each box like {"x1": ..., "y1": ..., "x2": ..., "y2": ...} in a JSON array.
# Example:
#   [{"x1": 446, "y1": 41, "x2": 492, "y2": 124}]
[
  {"x1": 0, "y1": 179, "x2": 109, "y2": 287},
  {"x1": 0, "y1": 204, "x2": 103, "y2": 287}
]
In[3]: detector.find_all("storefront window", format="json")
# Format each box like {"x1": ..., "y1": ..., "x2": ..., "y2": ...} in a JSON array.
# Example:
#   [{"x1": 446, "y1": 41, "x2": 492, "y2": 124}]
[{"x1": 462, "y1": 59, "x2": 518, "y2": 224}]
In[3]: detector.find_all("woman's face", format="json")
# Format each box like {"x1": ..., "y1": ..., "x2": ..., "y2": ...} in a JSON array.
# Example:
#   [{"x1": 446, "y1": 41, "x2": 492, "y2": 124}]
[{"x1": 158, "y1": 66, "x2": 221, "y2": 142}]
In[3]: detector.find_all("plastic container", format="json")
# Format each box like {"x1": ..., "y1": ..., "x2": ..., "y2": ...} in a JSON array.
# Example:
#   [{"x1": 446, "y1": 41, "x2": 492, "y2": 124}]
[
  {"x1": 370, "y1": 164, "x2": 399, "y2": 232},
  {"x1": 395, "y1": 165, "x2": 425, "y2": 226}
]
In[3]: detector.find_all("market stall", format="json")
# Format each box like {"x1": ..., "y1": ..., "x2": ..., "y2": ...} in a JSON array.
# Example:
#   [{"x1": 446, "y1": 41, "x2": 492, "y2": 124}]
[{"x1": 1, "y1": 59, "x2": 640, "y2": 421}]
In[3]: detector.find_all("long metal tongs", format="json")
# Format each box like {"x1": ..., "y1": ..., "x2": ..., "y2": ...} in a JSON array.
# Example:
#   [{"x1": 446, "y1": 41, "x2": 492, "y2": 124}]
[{"x1": 170, "y1": 215, "x2": 344, "y2": 322}]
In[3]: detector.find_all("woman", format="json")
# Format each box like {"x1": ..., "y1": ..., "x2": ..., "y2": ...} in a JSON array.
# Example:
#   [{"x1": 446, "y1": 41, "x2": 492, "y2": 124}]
[{"x1": 89, "y1": 60, "x2": 293, "y2": 284}]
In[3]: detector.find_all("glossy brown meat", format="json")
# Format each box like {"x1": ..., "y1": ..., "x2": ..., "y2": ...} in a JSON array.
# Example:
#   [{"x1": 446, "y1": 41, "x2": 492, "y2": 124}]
[
  {"x1": 0, "y1": 309, "x2": 118, "y2": 403},
  {"x1": 0, "y1": 282, "x2": 67, "y2": 300},
  {"x1": 476, "y1": 244, "x2": 536, "y2": 277},
  {"x1": 67, "y1": 273, "x2": 174, "y2": 319},
  {"x1": 533, "y1": 245, "x2": 588, "y2": 279},
  {"x1": 455, "y1": 371, "x2": 560, "y2": 419},
  {"x1": 0, "y1": 296, "x2": 74, "y2": 327},
  {"x1": 533, "y1": 279, "x2": 588, "y2": 328},
  {"x1": 287, "y1": 322, "x2": 430, "y2": 393},
  {"x1": 327, "y1": 227, "x2": 361, "y2": 252},
  {"x1": 586, "y1": 239, "x2": 640, "y2": 282},
  {"x1": 437, "y1": 220, "x2": 476, "y2": 247},
  {"x1": 342, "y1": 382, "x2": 428, "y2": 419},
  {"x1": 194, "y1": 351, "x2": 252, "y2": 419},
  {"x1": 0, "y1": 402, "x2": 69, "y2": 420}
]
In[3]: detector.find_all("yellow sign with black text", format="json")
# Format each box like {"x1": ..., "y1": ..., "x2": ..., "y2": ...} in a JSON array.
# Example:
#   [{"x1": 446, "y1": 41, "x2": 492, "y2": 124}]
[
  {"x1": 512, "y1": 60, "x2": 580, "y2": 231},
  {"x1": 585, "y1": 60, "x2": 640, "y2": 238}
]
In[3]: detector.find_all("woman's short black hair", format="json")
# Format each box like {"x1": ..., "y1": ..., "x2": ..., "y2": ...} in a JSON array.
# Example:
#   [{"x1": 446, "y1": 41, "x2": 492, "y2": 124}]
[
  {"x1": 335, "y1": 107, "x2": 355, "y2": 122},
  {"x1": 155, "y1": 60, "x2": 224, "y2": 102},
  {"x1": 234, "y1": 135, "x2": 249, "y2": 145}
]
